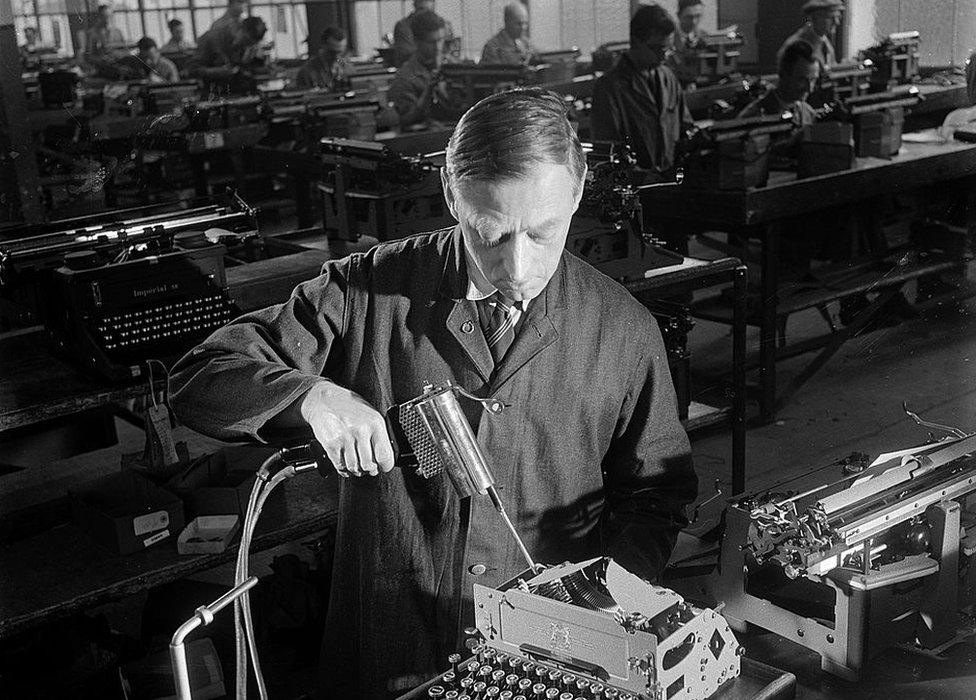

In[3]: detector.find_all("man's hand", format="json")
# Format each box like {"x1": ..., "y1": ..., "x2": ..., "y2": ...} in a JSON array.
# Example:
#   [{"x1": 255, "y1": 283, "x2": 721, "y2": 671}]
[{"x1": 299, "y1": 381, "x2": 395, "y2": 478}]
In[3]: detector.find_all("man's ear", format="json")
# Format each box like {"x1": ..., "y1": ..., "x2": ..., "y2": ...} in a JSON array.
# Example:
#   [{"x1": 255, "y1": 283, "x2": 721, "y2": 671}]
[
  {"x1": 571, "y1": 163, "x2": 589, "y2": 213},
  {"x1": 440, "y1": 167, "x2": 460, "y2": 221}
]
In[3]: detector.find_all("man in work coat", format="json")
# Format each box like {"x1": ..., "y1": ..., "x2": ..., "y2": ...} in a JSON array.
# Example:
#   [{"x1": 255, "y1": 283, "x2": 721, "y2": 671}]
[
  {"x1": 591, "y1": 4, "x2": 694, "y2": 179},
  {"x1": 168, "y1": 87, "x2": 696, "y2": 698}
]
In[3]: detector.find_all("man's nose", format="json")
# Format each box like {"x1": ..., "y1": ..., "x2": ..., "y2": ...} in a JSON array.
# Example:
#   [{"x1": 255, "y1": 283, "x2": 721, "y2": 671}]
[{"x1": 502, "y1": 235, "x2": 530, "y2": 279}]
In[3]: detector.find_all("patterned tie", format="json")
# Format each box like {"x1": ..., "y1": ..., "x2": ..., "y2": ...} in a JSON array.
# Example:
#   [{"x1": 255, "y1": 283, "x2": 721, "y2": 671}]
[{"x1": 477, "y1": 292, "x2": 519, "y2": 365}]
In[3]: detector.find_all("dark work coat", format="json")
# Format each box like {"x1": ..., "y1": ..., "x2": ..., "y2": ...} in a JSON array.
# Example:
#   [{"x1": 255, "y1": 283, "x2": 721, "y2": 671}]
[
  {"x1": 591, "y1": 54, "x2": 693, "y2": 175},
  {"x1": 168, "y1": 226, "x2": 696, "y2": 699}
]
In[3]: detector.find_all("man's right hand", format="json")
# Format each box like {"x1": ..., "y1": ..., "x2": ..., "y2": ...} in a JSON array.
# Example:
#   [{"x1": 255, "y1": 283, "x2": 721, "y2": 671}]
[{"x1": 299, "y1": 381, "x2": 395, "y2": 478}]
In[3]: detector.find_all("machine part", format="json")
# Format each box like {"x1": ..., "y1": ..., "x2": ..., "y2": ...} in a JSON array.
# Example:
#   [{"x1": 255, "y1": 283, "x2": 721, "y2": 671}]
[
  {"x1": 707, "y1": 427, "x2": 976, "y2": 680},
  {"x1": 903, "y1": 401, "x2": 969, "y2": 439},
  {"x1": 473, "y1": 558, "x2": 740, "y2": 700}
]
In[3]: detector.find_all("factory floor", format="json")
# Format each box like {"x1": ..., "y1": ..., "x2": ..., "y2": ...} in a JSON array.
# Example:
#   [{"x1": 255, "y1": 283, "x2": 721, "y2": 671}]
[{"x1": 3, "y1": 237, "x2": 975, "y2": 699}]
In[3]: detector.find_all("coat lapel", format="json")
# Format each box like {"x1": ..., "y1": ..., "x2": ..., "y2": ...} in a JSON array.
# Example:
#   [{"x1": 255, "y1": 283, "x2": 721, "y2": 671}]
[
  {"x1": 489, "y1": 255, "x2": 568, "y2": 392},
  {"x1": 432, "y1": 227, "x2": 494, "y2": 384}
]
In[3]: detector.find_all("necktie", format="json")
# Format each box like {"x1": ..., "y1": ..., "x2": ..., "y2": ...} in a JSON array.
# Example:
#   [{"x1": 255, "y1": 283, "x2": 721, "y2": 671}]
[{"x1": 477, "y1": 293, "x2": 519, "y2": 365}]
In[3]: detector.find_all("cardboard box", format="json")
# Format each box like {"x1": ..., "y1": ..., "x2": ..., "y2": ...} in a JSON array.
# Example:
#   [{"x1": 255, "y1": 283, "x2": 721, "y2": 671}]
[
  {"x1": 682, "y1": 133, "x2": 772, "y2": 190},
  {"x1": 177, "y1": 516, "x2": 241, "y2": 555},
  {"x1": 167, "y1": 451, "x2": 258, "y2": 519},
  {"x1": 70, "y1": 470, "x2": 185, "y2": 555},
  {"x1": 855, "y1": 106, "x2": 904, "y2": 158},
  {"x1": 798, "y1": 122, "x2": 855, "y2": 178}
]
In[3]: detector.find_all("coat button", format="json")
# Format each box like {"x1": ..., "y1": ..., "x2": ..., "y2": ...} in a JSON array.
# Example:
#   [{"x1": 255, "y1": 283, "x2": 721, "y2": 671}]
[
  {"x1": 460, "y1": 320, "x2": 474, "y2": 334},
  {"x1": 468, "y1": 563, "x2": 487, "y2": 576}
]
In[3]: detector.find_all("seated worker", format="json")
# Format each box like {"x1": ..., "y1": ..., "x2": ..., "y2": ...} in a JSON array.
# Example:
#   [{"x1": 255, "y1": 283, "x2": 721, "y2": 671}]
[
  {"x1": 193, "y1": 16, "x2": 268, "y2": 91},
  {"x1": 668, "y1": 0, "x2": 706, "y2": 87},
  {"x1": 389, "y1": 10, "x2": 463, "y2": 128},
  {"x1": 591, "y1": 4, "x2": 693, "y2": 181},
  {"x1": 19, "y1": 25, "x2": 40, "y2": 64},
  {"x1": 167, "y1": 86, "x2": 696, "y2": 699},
  {"x1": 778, "y1": 0, "x2": 843, "y2": 70},
  {"x1": 117, "y1": 37, "x2": 181, "y2": 83},
  {"x1": 78, "y1": 4, "x2": 127, "y2": 59},
  {"x1": 295, "y1": 26, "x2": 349, "y2": 91},
  {"x1": 161, "y1": 18, "x2": 194, "y2": 53},
  {"x1": 208, "y1": 0, "x2": 246, "y2": 43},
  {"x1": 739, "y1": 41, "x2": 818, "y2": 126},
  {"x1": 738, "y1": 41, "x2": 818, "y2": 166},
  {"x1": 480, "y1": 2, "x2": 538, "y2": 65},
  {"x1": 392, "y1": 0, "x2": 454, "y2": 68}
]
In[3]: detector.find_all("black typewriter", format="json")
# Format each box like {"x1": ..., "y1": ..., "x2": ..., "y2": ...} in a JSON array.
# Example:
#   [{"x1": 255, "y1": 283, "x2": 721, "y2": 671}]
[{"x1": 47, "y1": 237, "x2": 237, "y2": 382}]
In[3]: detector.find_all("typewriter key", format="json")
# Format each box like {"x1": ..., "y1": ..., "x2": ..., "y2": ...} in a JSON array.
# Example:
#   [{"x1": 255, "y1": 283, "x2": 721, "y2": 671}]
[{"x1": 427, "y1": 686, "x2": 445, "y2": 697}]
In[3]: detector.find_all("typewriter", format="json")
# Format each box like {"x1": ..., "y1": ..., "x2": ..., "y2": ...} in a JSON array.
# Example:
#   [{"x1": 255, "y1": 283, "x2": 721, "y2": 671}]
[
  {"x1": 47, "y1": 235, "x2": 237, "y2": 381},
  {"x1": 569, "y1": 142, "x2": 683, "y2": 280},
  {"x1": 700, "y1": 425, "x2": 976, "y2": 681},
  {"x1": 319, "y1": 137, "x2": 452, "y2": 241},
  {"x1": 412, "y1": 558, "x2": 741, "y2": 700}
]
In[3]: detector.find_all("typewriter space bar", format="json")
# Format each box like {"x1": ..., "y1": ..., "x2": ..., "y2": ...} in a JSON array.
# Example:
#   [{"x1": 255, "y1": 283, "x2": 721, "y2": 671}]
[{"x1": 519, "y1": 644, "x2": 610, "y2": 680}]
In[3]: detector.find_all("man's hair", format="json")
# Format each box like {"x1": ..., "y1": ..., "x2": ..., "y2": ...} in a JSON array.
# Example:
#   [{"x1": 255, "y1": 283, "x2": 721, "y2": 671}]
[
  {"x1": 779, "y1": 40, "x2": 816, "y2": 76},
  {"x1": 410, "y1": 9, "x2": 445, "y2": 39},
  {"x1": 97, "y1": 4, "x2": 109, "y2": 13},
  {"x1": 504, "y1": 2, "x2": 527, "y2": 22},
  {"x1": 630, "y1": 4, "x2": 676, "y2": 42},
  {"x1": 136, "y1": 36, "x2": 157, "y2": 51},
  {"x1": 321, "y1": 26, "x2": 346, "y2": 43},
  {"x1": 168, "y1": 18, "x2": 183, "y2": 30},
  {"x1": 446, "y1": 87, "x2": 585, "y2": 192},
  {"x1": 242, "y1": 16, "x2": 267, "y2": 41},
  {"x1": 678, "y1": 0, "x2": 703, "y2": 13}
]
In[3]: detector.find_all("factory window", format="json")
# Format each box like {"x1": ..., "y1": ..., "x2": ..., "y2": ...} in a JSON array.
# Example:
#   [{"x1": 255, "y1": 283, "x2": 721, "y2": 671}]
[
  {"x1": 14, "y1": 0, "x2": 309, "y2": 62},
  {"x1": 12, "y1": 0, "x2": 74, "y2": 55}
]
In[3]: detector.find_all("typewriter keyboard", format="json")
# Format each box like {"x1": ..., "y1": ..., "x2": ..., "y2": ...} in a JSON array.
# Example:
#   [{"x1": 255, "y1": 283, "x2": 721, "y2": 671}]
[
  {"x1": 93, "y1": 293, "x2": 236, "y2": 361},
  {"x1": 422, "y1": 644, "x2": 638, "y2": 700}
]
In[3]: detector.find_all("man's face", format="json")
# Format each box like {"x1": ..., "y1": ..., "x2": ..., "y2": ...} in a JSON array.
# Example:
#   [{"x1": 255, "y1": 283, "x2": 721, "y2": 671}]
[
  {"x1": 229, "y1": 0, "x2": 246, "y2": 18},
  {"x1": 443, "y1": 162, "x2": 584, "y2": 303},
  {"x1": 630, "y1": 30, "x2": 672, "y2": 70},
  {"x1": 415, "y1": 0, "x2": 435, "y2": 11},
  {"x1": 416, "y1": 29, "x2": 445, "y2": 68},
  {"x1": 97, "y1": 7, "x2": 112, "y2": 27},
  {"x1": 505, "y1": 7, "x2": 530, "y2": 40},
  {"x1": 781, "y1": 57, "x2": 819, "y2": 102},
  {"x1": 320, "y1": 38, "x2": 347, "y2": 62},
  {"x1": 171, "y1": 24, "x2": 185, "y2": 42},
  {"x1": 810, "y1": 7, "x2": 842, "y2": 36},
  {"x1": 679, "y1": 4, "x2": 704, "y2": 35},
  {"x1": 25, "y1": 27, "x2": 37, "y2": 43},
  {"x1": 139, "y1": 46, "x2": 160, "y2": 64}
]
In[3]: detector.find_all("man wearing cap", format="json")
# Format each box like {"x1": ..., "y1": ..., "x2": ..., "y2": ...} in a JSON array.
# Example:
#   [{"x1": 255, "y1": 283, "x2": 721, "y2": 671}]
[
  {"x1": 295, "y1": 26, "x2": 349, "y2": 91},
  {"x1": 669, "y1": 0, "x2": 706, "y2": 87},
  {"x1": 779, "y1": 0, "x2": 844, "y2": 69},
  {"x1": 480, "y1": 2, "x2": 538, "y2": 66}
]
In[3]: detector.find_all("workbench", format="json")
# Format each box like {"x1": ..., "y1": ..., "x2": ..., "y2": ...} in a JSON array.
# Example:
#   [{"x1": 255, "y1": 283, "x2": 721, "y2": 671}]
[
  {"x1": 640, "y1": 136, "x2": 976, "y2": 422},
  {"x1": 0, "y1": 469, "x2": 338, "y2": 641}
]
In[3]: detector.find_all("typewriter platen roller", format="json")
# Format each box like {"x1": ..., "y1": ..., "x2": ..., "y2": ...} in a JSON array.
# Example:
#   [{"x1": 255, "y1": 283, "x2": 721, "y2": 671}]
[{"x1": 463, "y1": 557, "x2": 741, "y2": 700}]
